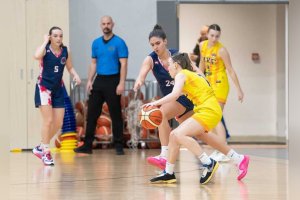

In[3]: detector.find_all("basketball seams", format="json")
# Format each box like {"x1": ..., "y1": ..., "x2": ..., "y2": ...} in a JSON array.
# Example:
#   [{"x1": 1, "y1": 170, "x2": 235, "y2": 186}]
[{"x1": 138, "y1": 106, "x2": 162, "y2": 129}]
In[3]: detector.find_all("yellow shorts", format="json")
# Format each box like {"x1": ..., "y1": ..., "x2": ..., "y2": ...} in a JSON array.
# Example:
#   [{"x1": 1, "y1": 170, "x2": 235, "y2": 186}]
[
  {"x1": 192, "y1": 98, "x2": 222, "y2": 131},
  {"x1": 207, "y1": 71, "x2": 229, "y2": 104}
]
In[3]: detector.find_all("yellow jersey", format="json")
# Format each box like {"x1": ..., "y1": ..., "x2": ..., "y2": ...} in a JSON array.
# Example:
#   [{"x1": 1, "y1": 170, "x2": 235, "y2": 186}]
[
  {"x1": 201, "y1": 40, "x2": 229, "y2": 104},
  {"x1": 180, "y1": 69, "x2": 214, "y2": 107},
  {"x1": 179, "y1": 69, "x2": 222, "y2": 131},
  {"x1": 201, "y1": 40, "x2": 226, "y2": 75}
]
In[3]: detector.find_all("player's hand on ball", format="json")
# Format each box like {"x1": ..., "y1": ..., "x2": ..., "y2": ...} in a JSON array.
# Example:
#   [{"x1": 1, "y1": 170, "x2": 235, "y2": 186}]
[{"x1": 142, "y1": 102, "x2": 157, "y2": 108}]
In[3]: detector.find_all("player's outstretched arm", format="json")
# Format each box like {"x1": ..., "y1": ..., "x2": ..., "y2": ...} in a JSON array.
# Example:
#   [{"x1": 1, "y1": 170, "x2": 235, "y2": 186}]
[
  {"x1": 133, "y1": 56, "x2": 152, "y2": 91},
  {"x1": 144, "y1": 73, "x2": 185, "y2": 107}
]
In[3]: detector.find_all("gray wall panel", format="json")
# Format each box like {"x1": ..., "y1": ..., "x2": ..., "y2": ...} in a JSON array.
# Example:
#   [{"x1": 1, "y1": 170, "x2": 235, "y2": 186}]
[
  {"x1": 176, "y1": 0, "x2": 288, "y2": 3},
  {"x1": 157, "y1": 1, "x2": 179, "y2": 49},
  {"x1": 288, "y1": 0, "x2": 300, "y2": 198},
  {"x1": 69, "y1": 0, "x2": 157, "y2": 80}
]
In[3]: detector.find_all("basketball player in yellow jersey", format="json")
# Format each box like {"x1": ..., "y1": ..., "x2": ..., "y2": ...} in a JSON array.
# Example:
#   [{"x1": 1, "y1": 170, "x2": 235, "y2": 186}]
[
  {"x1": 200, "y1": 24, "x2": 244, "y2": 162},
  {"x1": 147, "y1": 53, "x2": 249, "y2": 184}
]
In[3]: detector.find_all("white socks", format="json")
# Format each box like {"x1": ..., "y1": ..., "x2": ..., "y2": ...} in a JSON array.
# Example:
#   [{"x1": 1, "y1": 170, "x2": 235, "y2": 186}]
[
  {"x1": 41, "y1": 143, "x2": 50, "y2": 152},
  {"x1": 198, "y1": 152, "x2": 212, "y2": 165},
  {"x1": 160, "y1": 146, "x2": 168, "y2": 159},
  {"x1": 227, "y1": 149, "x2": 244, "y2": 164},
  {"x1": 165, "y1": 162, "x2": 175, "y2": 174}
]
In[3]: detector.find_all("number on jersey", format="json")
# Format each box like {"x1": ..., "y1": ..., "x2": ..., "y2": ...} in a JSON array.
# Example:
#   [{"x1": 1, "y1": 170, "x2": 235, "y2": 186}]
[
  {"x1": 54, "y1": 66, "x2": 59, "y2": 73},
  {"x1": 165, "y1": 80, "x2": 174, "y2": 87}
]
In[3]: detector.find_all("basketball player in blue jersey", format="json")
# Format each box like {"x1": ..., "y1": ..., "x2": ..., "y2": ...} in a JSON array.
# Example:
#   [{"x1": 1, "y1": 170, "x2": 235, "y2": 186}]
[
  {"x1": 134, "y1": 25, "x2": 194, "y2": 169},
  {"x1": 32, "y1": 26, "x2": 81, "y2": 165}
]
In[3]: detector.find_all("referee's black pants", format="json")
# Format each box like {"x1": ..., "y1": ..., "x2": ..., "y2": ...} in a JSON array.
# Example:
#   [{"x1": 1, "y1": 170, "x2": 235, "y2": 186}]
[{"x1": 84, "y1": 74, "x2": 124, "y2": 149}]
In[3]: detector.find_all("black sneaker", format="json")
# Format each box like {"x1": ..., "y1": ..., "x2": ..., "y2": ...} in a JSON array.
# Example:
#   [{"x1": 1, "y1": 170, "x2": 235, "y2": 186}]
[
  {"x1": 150, "y1": 171, "x2": 176, "y2": 184},
  {"x1": 74, "y1": 145, "x2": 93, "y2": 154},
  {"x1": 115, "y1": 147, "x2": 125, "y2": 155},
  {"x1": 115, "y1": 143, "x2": 125, "y2": 155},
  {"x1": 200, "y1": 158, "x2": 219, "y2": 184}
]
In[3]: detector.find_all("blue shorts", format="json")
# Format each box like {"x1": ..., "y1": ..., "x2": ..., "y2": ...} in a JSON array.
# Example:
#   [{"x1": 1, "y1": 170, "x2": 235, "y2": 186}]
[
  {"x1": 176, "y1": 95, "x2": 194, "y2": 118},
  {"x1": 34, "y1": 84, "x2": 64, "y2": 108}
]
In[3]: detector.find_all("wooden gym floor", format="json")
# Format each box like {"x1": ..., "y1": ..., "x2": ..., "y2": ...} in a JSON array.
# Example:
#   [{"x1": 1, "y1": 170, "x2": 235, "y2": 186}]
[{"x1": 9, "y1": 145, "x2": 287, "y2": 200}]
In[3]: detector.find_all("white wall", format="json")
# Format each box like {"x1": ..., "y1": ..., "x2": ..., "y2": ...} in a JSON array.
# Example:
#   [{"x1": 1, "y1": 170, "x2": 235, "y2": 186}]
[
  {"x1": 69, "y1": 0, "x2": 157, "y2": 80},
  {"x1": 0, "y1": 1, "x2": 12, "y2": 197},
  {"x1": 179, "y1": 4, "x2": 285, "y2": 137},
  {"x1": 276, "y1": 5, "x2": 286, "y2": 137},
  {"x1": 289, "y1": 0, "x2": 300, "y2": 197}
]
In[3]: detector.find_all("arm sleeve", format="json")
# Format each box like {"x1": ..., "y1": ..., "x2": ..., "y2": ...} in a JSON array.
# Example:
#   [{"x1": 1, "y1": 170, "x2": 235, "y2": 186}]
[
  {"x1": 91, "y1": 40, "x2": 97, "y2": 59},
  {"x1": 117, "y1": 39, "x2": 129, "y2": 58}
]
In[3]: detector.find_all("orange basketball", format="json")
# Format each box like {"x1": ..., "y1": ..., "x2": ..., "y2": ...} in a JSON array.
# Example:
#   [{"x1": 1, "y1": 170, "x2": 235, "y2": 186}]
[
  {"x1": 95, "y1": 126, "x2": 112, "y2": 141},
  {"x1": 138, "y1": 106, "x2": 162, "y2": 129},
  {"x1": 55, "y1": 135, "x2": 62, "y2": 148},
  {"x1": 97, "y1": 114, "x2": 111, "y2": 127},
  {"x1": 140, "y1": 127, "x2": 148, "y2": 139},
  {"x1": 75, "y1": 111, "x2": 84, "y2": 126},
  {"x1": 128, "y1": 90, "x2": 144, "y2": 100},
  {"x1": 78, "y1": 141, "x2": 97, "y2": 149},
  {"x1": 76, "y1": 126, "x2": 85, "y2": 139},
  {"x1": 147, "y1": 141, "x2": 161, "y2": 149},
  {"x1": 75, "y1": 101, "x2": 85, "y2": 114},
  {"x1": 147, "y1": 131, "x2": 161, "y2": 148},
  {"x1": 102, "y1": 102, "x2": 110, "y2": 115},
  {"x1": 77, "y1": 141, "x2": 84, "y2": 147},
  {"x1": 123, "y1": 129, "x2": 131, "y2": 141},
  {"x1": 120, "y1": 95, "x2": 129, "y2": 108}
]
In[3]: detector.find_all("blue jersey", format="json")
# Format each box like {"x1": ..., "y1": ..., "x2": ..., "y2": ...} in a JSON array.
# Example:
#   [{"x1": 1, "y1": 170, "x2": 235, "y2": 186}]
[
  {"x1": 149, "y1": 49, "x2": 178, "y2": 96},
  {"x1": 38, "y1": 44, "x2": 68, "y2": 90},
  {"x1": 149, "y1": 49, "x2": 194, "y2": 112},
  {"x1": 91, "y1": 35, "x2": 128, "y2": 75}
]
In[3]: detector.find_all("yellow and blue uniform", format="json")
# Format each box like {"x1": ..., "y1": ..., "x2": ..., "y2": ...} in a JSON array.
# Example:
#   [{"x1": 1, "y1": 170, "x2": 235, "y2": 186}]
[
  {"x1": 201, "y1": 40, "x2": 229, "y2": 104},
  {"x1": 149, "y1": 49, "x2": 194, "y2": 117},
  {"x1": 180, "y1": 69, "x2": 222, "y2": 131}
]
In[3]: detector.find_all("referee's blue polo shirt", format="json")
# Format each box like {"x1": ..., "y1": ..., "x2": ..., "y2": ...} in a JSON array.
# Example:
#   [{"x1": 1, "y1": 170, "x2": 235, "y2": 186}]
[{"x1": 91, "y1": 35, "x2": 129, "y2": 75}]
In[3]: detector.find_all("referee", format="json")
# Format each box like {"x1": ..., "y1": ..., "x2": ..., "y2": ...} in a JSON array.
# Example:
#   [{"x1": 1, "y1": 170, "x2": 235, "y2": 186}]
[{"x1": 74, "y1": 16, "x2": 128, "y2": 155}]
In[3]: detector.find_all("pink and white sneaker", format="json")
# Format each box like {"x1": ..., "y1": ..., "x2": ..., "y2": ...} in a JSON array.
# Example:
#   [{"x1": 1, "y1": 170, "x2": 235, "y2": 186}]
[
  {"x1": 42, "y1": 151, "x2": 54, "y2": 166},
  {"x1": 32, "y1": 145, "x2": 43, "y2": 159},
  {"x1": 237, "y1": 155, "x2": 250, "y2": 180},
  {"x1": 147, "y1": 156, "x2": 166, "y2": 170}
]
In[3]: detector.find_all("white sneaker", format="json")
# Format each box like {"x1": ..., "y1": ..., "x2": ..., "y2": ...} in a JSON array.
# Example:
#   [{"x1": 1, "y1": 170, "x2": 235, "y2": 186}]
[
  {"x1": 32, "y1": 145, "x2": 43, "y2": 159},
  {"x1": 42, "y1": 151, "x2": 54, "y2": 166},
  {"x1": 209, "y1": 150, "x2": 230, "y2": 162},
  {"x1": 209, "y1": 150, "x2": 219, "y2": 160}
]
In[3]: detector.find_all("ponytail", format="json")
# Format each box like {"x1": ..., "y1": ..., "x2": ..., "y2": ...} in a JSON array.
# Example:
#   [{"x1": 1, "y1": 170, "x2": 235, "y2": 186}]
[
  {"x1": 171, "y1": 53, "x2": 193, "y2": 72},
  {"x1": 149, "y1": 24, "x2": 167, "y2": 40}
]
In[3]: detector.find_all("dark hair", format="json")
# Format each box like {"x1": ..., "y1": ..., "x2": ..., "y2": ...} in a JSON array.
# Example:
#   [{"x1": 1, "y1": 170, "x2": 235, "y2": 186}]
[
  {"x1": 48, "y1": 26, "x2": 64, "y2": 47},
  {"x1": 199, "y1": 36, "x2": 208, "y2": 43},
  {"x1": 148, "y1": 24, "x2": 167, "y2": 40},
  {"x1": 208, "y1": 24, "x2": 221, "y2": 33},
  {"x1": 171, "y1": 53, "x2": 193, "y2": 72}
]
